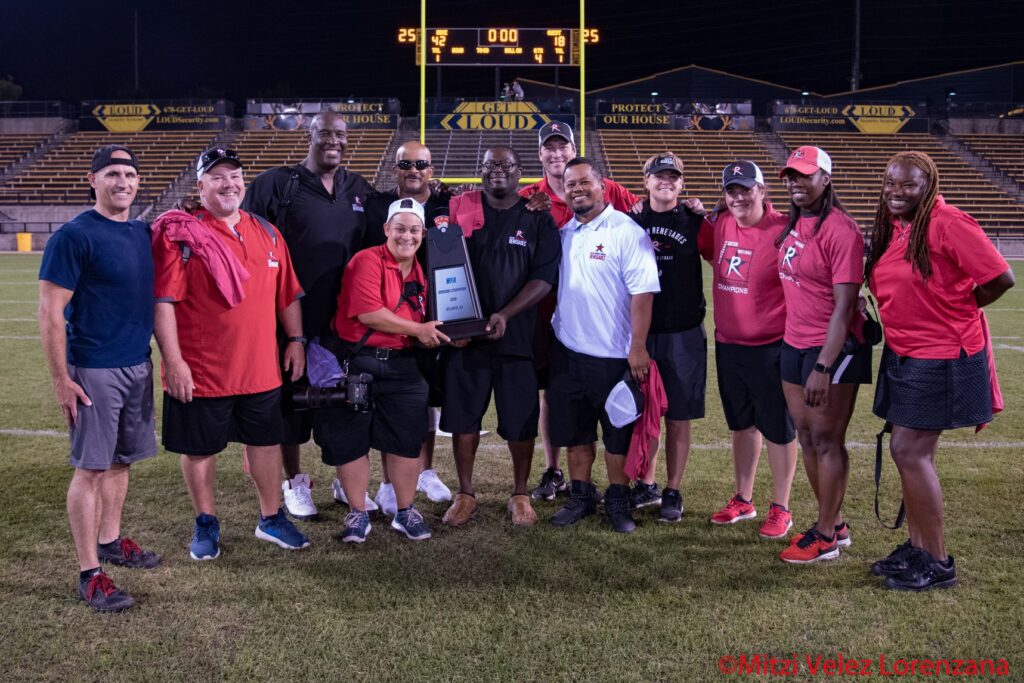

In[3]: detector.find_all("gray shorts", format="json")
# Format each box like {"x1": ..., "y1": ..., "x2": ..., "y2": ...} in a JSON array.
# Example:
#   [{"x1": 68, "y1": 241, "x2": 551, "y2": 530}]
[
  {"x1": 68, "y1": 360, "x2": 157, "y2": 471},
  {"x1": 647, "y1": 325, "x2": 707, "y2": 421}
]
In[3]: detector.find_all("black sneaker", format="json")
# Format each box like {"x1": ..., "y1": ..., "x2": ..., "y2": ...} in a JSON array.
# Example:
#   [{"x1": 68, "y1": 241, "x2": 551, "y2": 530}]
[
  {"x1": 884, "y1": 549, "x2": 957, "y2": 592},
  {"x1": 658, "y1": 488, "x2": 684, "y2": 523},
  {"x1": 630, "y1": 481, "x2": 662, "y2": 509},
  {"x1": 531, "y1": 467, "x2": 567, "y2": 501},
  {"x1": 551, "y1": 480, "x2": 597, "y2": 527},
  {"x1": 605, "y1": 484, "x2": 637, "y2": 533},
  {"x1": 870, "y1": 539, "x2": 919, "y2": 577},
  {"x1": 97, "y1": 537, "x2": 162, "y2": 569},
  {"x1": 79, "y1": 571, "x2": 135, "y2": 613}
]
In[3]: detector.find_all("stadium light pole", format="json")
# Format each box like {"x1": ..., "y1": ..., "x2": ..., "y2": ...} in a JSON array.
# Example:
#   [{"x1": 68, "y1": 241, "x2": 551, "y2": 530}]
[
  {"x1": 420, "y1": 0, "x2": 426, "y2": 144},
  {"x1": 579, "y1": 0, "x2": 585, "y2": 155}
]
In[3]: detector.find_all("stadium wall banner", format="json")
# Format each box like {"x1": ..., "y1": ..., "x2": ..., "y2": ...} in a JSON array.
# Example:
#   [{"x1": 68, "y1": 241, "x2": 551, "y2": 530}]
[
  {"x1": 595, "y1": 102, "x2": 754, "y2": 130},
  {"x1": 425, "y1": 101, "x2": 563, "y2": 130},
  {"x1": 80, "y1": 101, "x2": 227, "y2": 132},
  {"x1": 771, "y1": 101, "x2": 929, "y2": 134},
  {"x1": 244, "y1": 100, "x2": 399, "y2": 130}
]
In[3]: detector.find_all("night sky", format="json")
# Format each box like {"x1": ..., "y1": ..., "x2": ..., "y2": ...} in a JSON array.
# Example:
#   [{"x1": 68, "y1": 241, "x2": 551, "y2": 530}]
[{"x1": 2, "y1": 0, "x2": 1022, "y2": 111}]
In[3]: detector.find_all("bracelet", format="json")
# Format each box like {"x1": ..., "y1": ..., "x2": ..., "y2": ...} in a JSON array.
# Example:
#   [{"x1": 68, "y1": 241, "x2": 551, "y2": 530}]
[
  {"x1": 813, "y1": 362, "x2": 828, "y2": 374},
  {"x1": 287, "y1": 336, "x2": 307, "y2": 345}
]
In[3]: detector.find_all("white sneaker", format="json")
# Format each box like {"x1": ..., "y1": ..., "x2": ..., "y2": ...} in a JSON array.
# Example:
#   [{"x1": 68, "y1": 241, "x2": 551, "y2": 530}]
[
  {"x1": 374, "y1": 482, "x2": 398, "y2": 517},
  {"x1": 282, "y1": 474, "x2": 318, "y2": 519},
  {"x1": 417, "y1": 468, "x2": 453, "y2": 502},
  {"x1": 331, "y1": 479, "x2": 379, "y2": 512}
]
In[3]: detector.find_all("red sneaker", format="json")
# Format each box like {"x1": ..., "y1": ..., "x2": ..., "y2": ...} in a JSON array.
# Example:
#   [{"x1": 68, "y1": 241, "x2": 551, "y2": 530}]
[
  {"x1": 759, "y1": 503, "x2": 793, "y2": 539},
  {"x1": 710, "y1": 494, "x2": 756, "y2": 525},
  {"x1": 779, "y1": 527, "x2": 840, "y2": 564},
  {"x1": 835, "y1": 522, "x2": 852, "y2": 547}
]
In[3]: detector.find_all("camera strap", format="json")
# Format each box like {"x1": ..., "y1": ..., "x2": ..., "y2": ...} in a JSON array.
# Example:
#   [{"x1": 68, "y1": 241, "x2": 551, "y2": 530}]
[{"x1": 332, "y1": 279, "x2": 423, "y2": 364}]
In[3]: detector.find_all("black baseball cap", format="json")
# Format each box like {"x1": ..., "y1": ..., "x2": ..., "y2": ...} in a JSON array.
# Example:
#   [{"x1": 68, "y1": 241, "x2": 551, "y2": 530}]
[
  {"x1": 721, "y1": 161, "x2": 765, "y2": 190},
  {"x1": 538, "y1": 120, "x2": 575, "y2": 146},
  {"x1": 89, "y1": 145, "x2": 138, "y2": 200},
  {"x1": 196, "y1": 147, "x2": 242, "y2": 180},
  {"x1": 643, "y1": 153, "x2": 684, "y2": 176}
]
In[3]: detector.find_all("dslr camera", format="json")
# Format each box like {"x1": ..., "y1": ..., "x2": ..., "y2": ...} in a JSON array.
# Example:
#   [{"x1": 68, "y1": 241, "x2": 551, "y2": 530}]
[{"x1": 289, "y1": 373, "x2": 373, "y2": 412}]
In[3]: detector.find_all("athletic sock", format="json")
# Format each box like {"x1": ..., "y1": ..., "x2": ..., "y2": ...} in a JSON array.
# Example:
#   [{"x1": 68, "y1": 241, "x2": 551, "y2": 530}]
[{"x1": 79, "y1": 567, "x2": 101, "y2": 583}]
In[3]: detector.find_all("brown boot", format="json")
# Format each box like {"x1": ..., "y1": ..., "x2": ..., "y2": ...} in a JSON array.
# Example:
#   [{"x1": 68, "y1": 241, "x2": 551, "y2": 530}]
[
  {"x1": 507, "y1": 494, "x2": 538, "y2": 527},
  {"x1": 442, "y1": 493, "x2": 477, "y2": 527}
]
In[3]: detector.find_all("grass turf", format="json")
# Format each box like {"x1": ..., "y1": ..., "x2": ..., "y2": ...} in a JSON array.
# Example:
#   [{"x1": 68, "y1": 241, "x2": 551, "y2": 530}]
[{"x1": 1, "y1": 253, "x2": 1021, "y2": 682}]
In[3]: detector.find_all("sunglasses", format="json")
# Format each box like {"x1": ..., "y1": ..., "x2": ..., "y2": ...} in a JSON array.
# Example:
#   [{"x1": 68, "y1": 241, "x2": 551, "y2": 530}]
[
  {"x1": 396, "y1": 160, "x2": 432, "y2": 171},
  {"x1": 200, "y1": 148, "x2": 240, "y2": 166}
]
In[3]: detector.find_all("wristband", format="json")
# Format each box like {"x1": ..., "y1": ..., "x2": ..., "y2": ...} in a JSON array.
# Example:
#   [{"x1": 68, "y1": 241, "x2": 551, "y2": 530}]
[
  {"x1": 287, "y1": 336, "x2": 307, "y2": 345},
  {"x1": 813, "y1": 362, "x2": 828, "y2": 374}
]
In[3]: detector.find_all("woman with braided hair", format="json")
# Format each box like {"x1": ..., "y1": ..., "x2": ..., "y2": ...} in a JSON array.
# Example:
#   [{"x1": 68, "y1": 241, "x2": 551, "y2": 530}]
[{"x1": 865, "y1": 151, "x2": 1014, "y2": 591}]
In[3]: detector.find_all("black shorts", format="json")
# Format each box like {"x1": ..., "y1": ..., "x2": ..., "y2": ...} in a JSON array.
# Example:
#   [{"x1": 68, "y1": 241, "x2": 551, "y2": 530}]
[
  {"x1": 313, "y1": 353, "x2": 427, "y2": 466},
  {"x1": 780, "y1": 341, "x2": 873, "y2": 386},
  {"x1": 546, "y1": 340, "x2": 635, "y2": 455},
  {"x1": 873, "y1": 345, "x2": 992, "y2": 431},
  {"x1": 279, "y1": 374, "x2": 315, "y2": 446},
  {"x1": 415, "y1": 347, "x2": 444, "y2": 408},
  {"x1": 716, "y1": 340, "x2": 796, "y2": 445},
  {"x1": 162, "y1": 388, "x2": 285, "y2": 456},
  {"x1": 647, "y1": 326, "x2": 707, "y2": 421},
  {"x1": 440, "y1": 345, "x2": 539, "y2": 442}
]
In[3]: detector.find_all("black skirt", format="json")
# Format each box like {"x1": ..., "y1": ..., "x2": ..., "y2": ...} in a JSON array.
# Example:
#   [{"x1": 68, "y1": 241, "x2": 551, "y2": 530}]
[{"x1": 873, "y1": 345, "x2": 992, "y2": 431}]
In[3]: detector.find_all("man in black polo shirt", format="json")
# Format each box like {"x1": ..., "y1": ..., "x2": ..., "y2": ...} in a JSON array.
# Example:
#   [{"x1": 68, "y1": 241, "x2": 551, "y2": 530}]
[
  {"x1": 242, "y1": 109, "x2": 373, "y2": 519},
  {"x1": 440, "y1": 146, "x2": 561, "y2": 528},
  {"x1": 361, "y1": 140, "x2": 454, "y2": 515}
]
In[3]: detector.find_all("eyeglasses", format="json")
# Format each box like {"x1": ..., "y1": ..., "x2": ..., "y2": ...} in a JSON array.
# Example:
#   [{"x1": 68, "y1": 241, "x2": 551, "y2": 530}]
[
  {"x1": 396, "y1": 160, "x2": 432, "y2": 171},
  {"x1": 482, "y1": 161, "x2": 517, "y2": 173},
  {"x1": 199, "y1": 148, "x2": 240, "y2": 167}
]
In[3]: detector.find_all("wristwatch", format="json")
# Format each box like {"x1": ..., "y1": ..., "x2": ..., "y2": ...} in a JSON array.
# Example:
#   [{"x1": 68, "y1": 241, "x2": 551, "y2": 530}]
[
  {"x1": 813, "y1": 362, "x2": 828, "y2": 374},
  {"x1": 287, "y1": 336, "x2": 307, "y2": 345}
]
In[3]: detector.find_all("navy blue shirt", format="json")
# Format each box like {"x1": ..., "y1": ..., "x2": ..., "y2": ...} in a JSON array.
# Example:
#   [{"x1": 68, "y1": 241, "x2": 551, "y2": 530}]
[{"x1": 39, "y1": 210, "x2": 154, "y2": 368}]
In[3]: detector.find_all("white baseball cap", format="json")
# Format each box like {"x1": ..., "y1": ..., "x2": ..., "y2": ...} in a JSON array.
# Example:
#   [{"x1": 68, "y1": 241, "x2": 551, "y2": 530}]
[
  {"x1": 605, "y1": 374, "x2": 645, "y2": 428},
  {"x1": 386, "y1": 197, "x2": 425, "y2": 225}
]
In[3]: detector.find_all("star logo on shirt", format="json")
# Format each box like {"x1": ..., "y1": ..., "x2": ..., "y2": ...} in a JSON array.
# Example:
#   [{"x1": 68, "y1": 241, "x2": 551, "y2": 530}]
[
  {"x1": 596, "y1": 243, "x2": 604, "y2": 252},
  {"x1": 589, "y1": 243, "x2": 607, "y2": 261}
]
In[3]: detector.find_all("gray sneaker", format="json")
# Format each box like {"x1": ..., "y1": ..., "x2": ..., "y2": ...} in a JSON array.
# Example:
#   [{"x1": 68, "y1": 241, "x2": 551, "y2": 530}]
[
  {"x1": 531, "y1": 467, "x2": 567, "y2": 501},
  {"x1": 97, "y1": 537, "x2": 162, "y2": 569},
  {"x1": 392, "y1": 506, "x2": 432, "y2": 541},
  {"x1": 79, "y1": 571, "x2": 135, "y2": 613}
]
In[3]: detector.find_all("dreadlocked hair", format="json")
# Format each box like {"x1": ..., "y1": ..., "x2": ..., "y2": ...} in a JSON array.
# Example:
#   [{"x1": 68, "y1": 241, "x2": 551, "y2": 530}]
[
  {"x1": 773, "y1": 181, "x2": 847, "y2": 248},
  {"x1": 864, "y1": 151, "x2": 939, "y2": 283}
]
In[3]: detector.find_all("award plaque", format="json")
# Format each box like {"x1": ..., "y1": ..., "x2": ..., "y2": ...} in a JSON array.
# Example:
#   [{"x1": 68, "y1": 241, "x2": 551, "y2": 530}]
[{"x1": 425, "y1": 221, "x2": 490, "y2": 340}]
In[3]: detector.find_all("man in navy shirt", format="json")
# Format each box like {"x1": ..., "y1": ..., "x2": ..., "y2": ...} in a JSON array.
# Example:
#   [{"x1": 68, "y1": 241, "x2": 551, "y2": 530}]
[{"x1": 39, "y1": 145, "x2": 160, "y2": 613}]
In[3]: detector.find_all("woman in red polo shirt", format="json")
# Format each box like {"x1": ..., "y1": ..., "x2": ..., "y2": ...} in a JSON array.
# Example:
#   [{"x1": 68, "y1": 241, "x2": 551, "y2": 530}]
[
  {"x1": 865, "y1": 151, "x2": 1013, "y2": 591},
  {"x1": 774, "y1": 146, "x2": 872, "y2": 565},
  {"x1": 312, "y1": 199, "x2": 449, "y2": 545},
  {"x1": 700, "y1": 161, "x2": 799, "y2": 540}
]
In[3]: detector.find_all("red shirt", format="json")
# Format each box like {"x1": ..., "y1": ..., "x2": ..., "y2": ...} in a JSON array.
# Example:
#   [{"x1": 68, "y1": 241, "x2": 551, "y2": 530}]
[
  {"x1": 153, "y1": 210, "x2": 302, "y2": 397},
  {"x1": 700, "y1": 203, "x2": 788, "y2": 346},
  {"x1": 519, "y1": 176, "x2": 639, "y2": 228},
  {"x1": 778, "y1": 210, "x2": 864, "y2": 349},
  {"x1": 334, "y1": 245, "x2": 427, "y2": 349},
  {"x1": 868, "y1": 196, "x2": 1008, "y2": 359}
]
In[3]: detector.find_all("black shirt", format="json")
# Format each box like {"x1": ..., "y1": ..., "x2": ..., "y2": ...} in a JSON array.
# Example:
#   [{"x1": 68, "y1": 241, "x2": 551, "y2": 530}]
[
  {"x1": 243, "y1": 164, "x2": 372, "y2": 338},
  {"x1": 461, "y1": 196, "x2": 560, "y2": 357},
  {"x1": 364, "y1": 188, "x2": 453, "y2": 269},
  {"x1": 636, "y1": 201, "x2": 706, "y2": 333}
]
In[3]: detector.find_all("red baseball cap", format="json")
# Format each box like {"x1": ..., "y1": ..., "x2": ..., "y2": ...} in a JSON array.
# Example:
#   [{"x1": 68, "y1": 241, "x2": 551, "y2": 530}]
[{"x1": 779, "y1": 146, "x2": 832, "y2": 178}]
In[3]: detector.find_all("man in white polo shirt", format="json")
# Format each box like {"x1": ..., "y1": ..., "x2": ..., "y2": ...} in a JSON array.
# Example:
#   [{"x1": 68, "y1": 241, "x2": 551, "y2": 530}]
[{"x1": 547, "y1": 157, "x2": 660, "y2": 533}]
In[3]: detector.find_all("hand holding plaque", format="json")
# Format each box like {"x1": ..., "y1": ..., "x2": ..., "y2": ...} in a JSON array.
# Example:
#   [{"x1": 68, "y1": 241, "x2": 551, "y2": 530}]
[{"x1": 425, "y1": 221, "x2": 490, "y2": 340}]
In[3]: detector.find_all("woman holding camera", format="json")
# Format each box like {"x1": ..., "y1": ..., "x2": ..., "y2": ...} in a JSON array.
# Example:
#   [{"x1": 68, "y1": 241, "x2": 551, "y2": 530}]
[
  {"x1": 775, "y1": 146, "x2": 871, "y2": 565},
  {"x1": 313, "y1": 198, "x2": 449, "y2": 544},
  {"x1": 865, "y1": 151, "x2": 1013, "y2": 590}
]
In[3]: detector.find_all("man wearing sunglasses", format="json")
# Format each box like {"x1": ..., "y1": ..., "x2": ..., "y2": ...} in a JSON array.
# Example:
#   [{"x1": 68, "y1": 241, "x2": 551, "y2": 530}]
[
  {"x1": 243, "y1": 110, "x2": 373, "y2": 520},
  {"x1": 440, "y1": 146, "x2": 561, "y2": 528},
  {"x1": 362, "y1": 141, "x2": 455, "y2": 516}
]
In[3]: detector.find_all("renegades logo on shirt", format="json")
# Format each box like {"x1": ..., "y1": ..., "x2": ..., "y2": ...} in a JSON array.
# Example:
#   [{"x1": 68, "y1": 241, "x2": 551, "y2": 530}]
[
  {"x1": 590, "y1": 243, "x2": 607, "y2": 260},
  {"x1": 717, "y1": 241, "x2": 752, "y2": 294},
  {"x1": 778, "y1": 231, "x2": 804, "y2": 286},
  {"x1": 352, "y1": 196, "x2": 365, "y2": 212},
  {"x1": 508, "y1": 229, "x2": 528, "y2": 247}
]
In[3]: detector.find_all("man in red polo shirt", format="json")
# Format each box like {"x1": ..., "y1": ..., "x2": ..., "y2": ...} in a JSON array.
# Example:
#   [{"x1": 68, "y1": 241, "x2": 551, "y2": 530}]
[{"x1": 153, "y1": 147, "x2": 310, "y2": 561}]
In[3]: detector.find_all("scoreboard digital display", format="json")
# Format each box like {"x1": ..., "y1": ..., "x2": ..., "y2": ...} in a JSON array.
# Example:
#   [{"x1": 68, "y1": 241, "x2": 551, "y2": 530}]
[{"x1": 397, "y1": 27, "x2": 599, "y2": 66}]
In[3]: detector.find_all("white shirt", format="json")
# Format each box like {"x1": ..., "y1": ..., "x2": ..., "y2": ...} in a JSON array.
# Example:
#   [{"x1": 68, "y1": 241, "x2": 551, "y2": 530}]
[{"x1": 553, "y1": 204, "x2": 660, "y2": 358}]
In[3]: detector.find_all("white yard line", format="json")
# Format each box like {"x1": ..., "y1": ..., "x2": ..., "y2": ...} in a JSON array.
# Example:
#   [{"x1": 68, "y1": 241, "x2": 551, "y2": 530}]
[
  {"x1": 0, "y1": 300, "x2": 37, "y2": 304},
  {"x1": 994, "y1": 343, "x2": 1024, "y2": 352},
  {"x1": 0, "y1": 318, "x2": 37, "y2": 322},
  {"x1": 0, "y1": 335, "x2": 39, "y2": 340}
]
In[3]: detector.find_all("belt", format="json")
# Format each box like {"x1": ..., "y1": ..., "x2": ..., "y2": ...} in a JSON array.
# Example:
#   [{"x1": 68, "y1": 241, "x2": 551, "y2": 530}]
[{"x1": 350, "y1": 345, "x2": 413, "y2": 360}]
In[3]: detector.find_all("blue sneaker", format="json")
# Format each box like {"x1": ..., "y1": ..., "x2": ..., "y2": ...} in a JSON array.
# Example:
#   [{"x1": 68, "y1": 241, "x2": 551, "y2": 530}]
[
  {"x1": 190, "y1": 513, "x2": 220, "y2": 561},
  {"x1": 341, "y1": 510, "x2": 372, "y2": 544},
  {"x1": 391, "y1": 506, "x2": 432, "y2": 541},
  {"x1": 255, "y1": 508, "x2": 310, "y2": 550}
]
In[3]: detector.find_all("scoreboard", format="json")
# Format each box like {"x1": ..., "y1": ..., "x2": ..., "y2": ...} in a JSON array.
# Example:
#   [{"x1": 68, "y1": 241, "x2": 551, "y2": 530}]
[{"x1": 397, "y1": 27, "x2": 599, "y2": 66}]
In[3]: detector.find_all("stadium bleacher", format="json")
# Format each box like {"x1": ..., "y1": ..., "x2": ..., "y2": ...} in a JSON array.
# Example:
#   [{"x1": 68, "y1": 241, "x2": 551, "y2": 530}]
[
  {"x1": 955, "y1": 133, "x2": 1024, "y2": 186},
  {"x1": 0, "y1": 132, "x2": 51, "y2": 174},
  {"x1": 234, "y1": 128, "x2": 395, "y2": 181}
]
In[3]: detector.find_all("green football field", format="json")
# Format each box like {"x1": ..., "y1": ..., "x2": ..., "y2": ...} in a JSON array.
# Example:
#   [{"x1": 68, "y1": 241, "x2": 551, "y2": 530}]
[{"x1": 1, "y1": 252, "x2": 1021, "y2": 682}]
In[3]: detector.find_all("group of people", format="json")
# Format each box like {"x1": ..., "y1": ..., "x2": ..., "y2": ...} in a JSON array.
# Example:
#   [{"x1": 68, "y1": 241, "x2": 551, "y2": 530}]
[{"x1": 39, "y1": 112, "x2": 1014, "y2": 613}]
